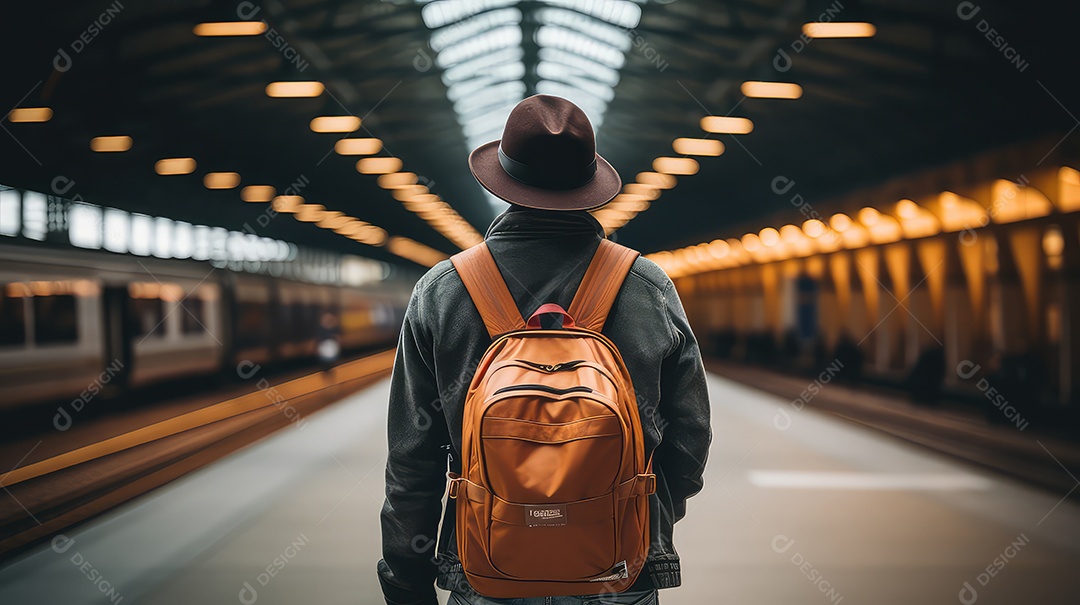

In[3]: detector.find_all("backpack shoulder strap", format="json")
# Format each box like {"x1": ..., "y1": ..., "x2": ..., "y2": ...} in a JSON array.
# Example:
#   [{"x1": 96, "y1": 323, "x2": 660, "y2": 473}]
[
  {"x1": 451, "y1": 243, "x2": 526, "y2": 339},
  {"x1": 568, "y1": 239, "x2": 640, "y2": 332}
]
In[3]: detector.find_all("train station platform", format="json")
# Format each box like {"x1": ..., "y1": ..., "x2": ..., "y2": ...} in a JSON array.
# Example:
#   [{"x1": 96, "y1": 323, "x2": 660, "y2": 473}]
[{"x1": 1, "y1": 373, "x2": 1077, "y2": 605}]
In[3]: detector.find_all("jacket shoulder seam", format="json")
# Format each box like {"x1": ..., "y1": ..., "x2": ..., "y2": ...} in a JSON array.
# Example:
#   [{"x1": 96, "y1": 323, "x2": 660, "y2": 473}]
[
  {"x1": 627, "y1": 268, "x2": 679, "y2": 349},
  {"x1": 627, "y1": 268, "x2": 668, "y2": 295},
  {"x1": 418, "y1": 264, "x2": 459, "y2": 294}
]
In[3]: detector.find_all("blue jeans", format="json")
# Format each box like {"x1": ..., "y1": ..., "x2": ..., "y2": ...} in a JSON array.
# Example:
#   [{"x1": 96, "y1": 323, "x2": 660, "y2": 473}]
[{"x1": 448, "y1": 589, "x2": 659, "y2": 605}]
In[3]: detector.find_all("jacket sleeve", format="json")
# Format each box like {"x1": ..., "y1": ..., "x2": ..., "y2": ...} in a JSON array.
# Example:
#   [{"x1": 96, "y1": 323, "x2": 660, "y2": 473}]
[
  {"x1": 655, "y1": 279, "x2": 712, "y2": 523},
  {"x1": 378, "y1": 287, "x2": 449, "y2": 605}
]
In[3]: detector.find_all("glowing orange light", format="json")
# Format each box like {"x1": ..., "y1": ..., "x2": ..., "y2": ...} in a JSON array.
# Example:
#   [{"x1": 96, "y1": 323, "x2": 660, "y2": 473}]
[
  {"x1": 636, "y1": 172, "x2": 677, "y2": 189},
  {"x1": 392, "y1": 185, "x2": 430, "y2": 201},
  {"x1": 802, "y1": 22, "x2": 876, "y2": 38},
  {"x1": 272, "y1": 195, "x2": 304, "y2": 213},
  {"x1": 90, "y1": 136, "x2": 133, "y2": 152},
  {"x1": 896, "y1": 199, "x2": 920, "y2": 219},
  {"x1": 265, "y1": 81, "x2": 324, "y2": 98},
  {"x1": 387, "y1": 236, "x2": 450, "y2": 267},
  {"x1": 652, "y1": 157, "x2": 699, "y2": 175},
  {"x1": 155, "y1": 158, "x2": 196, "y2": 175},
  {"x1": 699, "y1": 116, "x2": 754, "y2": 134},
  {"x1": 759, "y1": 227, "x2": 781, "y2": 247},
  {"x1": 7, "y1": 107, "x2": 52, "y2": 123},
  {"x1": 803, "y1": 219, "x2": 826, "y2": 238},
  {"x1": 241, "y1": 185, "x2": 276, "y2": 202},
  {"x1": 741, "y1": 233, "x2": 762, "y2": 252},
  {"x1": 357, "y1": 157, "x2": 404, "y2": 174},
  {"x1": 741, "y1": 81, "x2": 803, "y2": 99},
  {"x1": 194, "y1": 22, "x2": 268, "y2": 36},
  {"x1": 204, "y1": 172, "x2": 241, "y2": 189},
  {"x1": 857, "y1": 207, "x2": 881, "y2": 226},
  {"x1": 377, "y1": 172, "x2": 418, "y2": 189},
  {"x1": 310, "y1": 116, "x2": 361, "y2": 133},
  {"x1": 672, "y1": 138, "x2": 724, "y2": 156},
  {"x1": 335, "y1": 138, "x2": 383, "y2": 156},
  {"x1": 623, "y1": 183, "x2": 660, "y2": 200},
  {"x1": 708, "y1": 239, "x2": 730, "y2": 259}
]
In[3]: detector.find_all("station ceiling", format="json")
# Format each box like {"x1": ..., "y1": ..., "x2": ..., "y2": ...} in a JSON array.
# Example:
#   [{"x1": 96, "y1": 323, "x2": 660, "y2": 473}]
[{"x1": 1, "y1": 0, "x2": 1077, "y2": 265}]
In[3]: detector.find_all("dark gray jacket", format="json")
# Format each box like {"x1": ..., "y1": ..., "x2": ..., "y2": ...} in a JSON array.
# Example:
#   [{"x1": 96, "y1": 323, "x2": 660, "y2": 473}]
[{"x1": 378, "y1": 207, "x2": 711, "y2": 604}]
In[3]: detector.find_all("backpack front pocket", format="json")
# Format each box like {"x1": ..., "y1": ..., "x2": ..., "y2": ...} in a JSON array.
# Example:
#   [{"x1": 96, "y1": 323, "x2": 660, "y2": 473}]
[
  {"x1": 481, "y1": 396, "x2": 624, "y2": 503},
  {"x1": 488, "y1": 491, "x2": 617, "y2": 581}
]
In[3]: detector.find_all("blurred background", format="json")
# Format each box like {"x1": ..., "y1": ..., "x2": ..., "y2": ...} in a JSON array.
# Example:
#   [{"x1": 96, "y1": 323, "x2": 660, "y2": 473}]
[{"x1": 0, "y1": 0, "x2": 1078, "y2": 603}]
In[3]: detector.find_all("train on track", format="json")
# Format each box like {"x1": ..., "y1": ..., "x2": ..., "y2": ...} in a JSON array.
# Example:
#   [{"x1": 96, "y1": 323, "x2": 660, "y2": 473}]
[{"x1": 0, "y1": 243, "x2": 412, "y2": 408}]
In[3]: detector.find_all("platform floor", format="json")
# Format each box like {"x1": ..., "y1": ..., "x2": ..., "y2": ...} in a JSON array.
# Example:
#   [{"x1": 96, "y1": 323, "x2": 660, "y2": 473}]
[{"x1": 1, "y1": 374, "x2": 1078, "y2": 604}]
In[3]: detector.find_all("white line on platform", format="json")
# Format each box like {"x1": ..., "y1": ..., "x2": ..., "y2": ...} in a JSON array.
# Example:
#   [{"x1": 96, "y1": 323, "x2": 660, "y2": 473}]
[{"x1": 747, "y1": 470, "x2": 992, "y2": 490}]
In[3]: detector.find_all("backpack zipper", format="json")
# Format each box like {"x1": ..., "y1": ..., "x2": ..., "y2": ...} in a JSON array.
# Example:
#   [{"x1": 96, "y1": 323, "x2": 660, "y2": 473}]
[
  {"x1": 514, "y1": 359, "x2": 587, "y2": 373},
  {"x1": 492, "y1": 384, "x2": 593, "y2": 396}
]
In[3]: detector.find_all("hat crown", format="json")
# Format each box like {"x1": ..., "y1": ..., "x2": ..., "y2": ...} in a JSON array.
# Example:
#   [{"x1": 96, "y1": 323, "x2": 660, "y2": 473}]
[
  {"x1": 467, "y1": 94, "x2": 620, "y2": 211},
  {"x1": 499, "y1": 95, "x2": 596, "y2": 183}
]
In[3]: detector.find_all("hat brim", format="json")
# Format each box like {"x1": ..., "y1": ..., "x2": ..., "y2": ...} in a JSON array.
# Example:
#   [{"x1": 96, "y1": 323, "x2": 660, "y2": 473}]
[{"x1": 468, "y1": 140, "x2": 621, "y2": 211}]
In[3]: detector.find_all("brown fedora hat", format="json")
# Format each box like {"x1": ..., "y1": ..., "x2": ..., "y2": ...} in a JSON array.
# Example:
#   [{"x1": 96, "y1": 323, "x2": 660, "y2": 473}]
[{"x1": 469, "y1": 95, "x2": 621, "y2": 211}]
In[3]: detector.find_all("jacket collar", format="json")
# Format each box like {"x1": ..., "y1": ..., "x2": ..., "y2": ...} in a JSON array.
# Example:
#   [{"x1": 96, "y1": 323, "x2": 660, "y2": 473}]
[{"x1": 484, "y1": 205, "x2": 605, "y2": 241}]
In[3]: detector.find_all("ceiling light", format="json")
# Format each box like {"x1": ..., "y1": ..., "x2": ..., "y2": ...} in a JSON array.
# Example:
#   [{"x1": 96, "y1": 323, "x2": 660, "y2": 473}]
[
  {"x1": 315, "y1": 212, "x2": 346, "y2": 228},
  {"x1": 830, "y1": 213, "x2": 853, "y2": 232},
  {"x1": 652, "y1": 157, "x2": 699, "y2": 175},
  {"x1": 741, "y1": 81, "x2": 803, "y2": 99},
  {"x1": 7, "y1": 107, "x2": 52, "y2": 123},
  {"x1": 896, "y1": 199, "x2": 921, "y2": 218},
  {"x1": 741, "y1": 233, "x2": 762, "y2": 252},
  {"x1": 803, "y1": 219, "x2": 827, "y2": 238},
  {"x1": 334, "y1": 138, "x2": 383, "y2": 155},
  {"x1": 323, "y1": 217, "x2": 356, "y2": 231},
  {"x1": 265, "y1": 81, "x2": 325, "y2": 98},
  {"x1": 354, "y1": 227, "x2": 389, "y2": 247},
  {"x1": 90, "y1": 136, "x2": 133, "y2": 152},
  {"x1": 388, "y1": 236, "x2": 450, "y2": 267},
  {"x1": 622, "y1": 184, "x2": 659, "y2": 200},
  {"x1": 708, "y1": 239, "x2": 730, "y2": 259},
  {"x1": 857, "y1": 207, "x2": 881, "y2": 226},
  {"x1": 377, "y1": 172, "x2": 419, "y2": 189},
  {"x1": 759, "y1": 227, "x2": 781, "y2": 247},
  {"x1": 310, "y1": 116, "x2": 361, "y2": 133},
  {"x1": 357, "y1": 157, "x2": 404, "y2": 174},
  {"x1": 404, "y1": 193, "x2": 441, "y2": 208},
  {"x1": 334, "y1": 221, "x2": 368, "y2": 236},
  {"x1": 673, "y1": 138, "x2": 724, "y2": 156},
  {"x1": 802, "y1": 22, "x2": 876, "y2": 38},
  {"x1": 155, "y1": 158, "x2": 196, "y2": 175},
  {"x1": 241, "y1": 185, "x2": 276, "y2": 202},
  {"x1": 636, "y1": 172, "x2": 677, "y2": 189},
  {"x1": 606, "y1": 194, "x2": 651, "y2": 212},
  {"x1": 193, "y1": 22, "x2": 268, "y2": 36},
  {"x1": 272, "y1": 195, "x2": 303, "y2": 213},
  {"x1": 295, "y1": 204, "x2": 328, "y2": 222},
  {"x1": 392, "y1": 185, "x2": 430, "y2": 201},
  {"x1": 203, "y1": 172, "x2": 241, "y2": 189},
  {"x1": 700, "y1": 116, "x2": 754, "y2": 134}
]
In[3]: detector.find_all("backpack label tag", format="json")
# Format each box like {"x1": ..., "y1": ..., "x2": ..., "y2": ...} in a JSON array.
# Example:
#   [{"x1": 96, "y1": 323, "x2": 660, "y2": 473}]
[{"x1": 525, "y1": 504, "x2": 567, "y2": 527}]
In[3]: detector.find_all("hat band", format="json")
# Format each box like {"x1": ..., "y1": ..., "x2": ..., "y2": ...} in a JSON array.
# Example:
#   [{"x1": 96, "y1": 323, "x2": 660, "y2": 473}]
[{"x1": 498, "y1": 146, "x2": 596, "y2": 191}]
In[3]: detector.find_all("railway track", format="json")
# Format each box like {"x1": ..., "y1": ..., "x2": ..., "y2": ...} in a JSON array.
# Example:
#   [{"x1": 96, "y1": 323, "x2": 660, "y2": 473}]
[{"x1": 0, "y1": 350, "x2": 395, "y2": 562}]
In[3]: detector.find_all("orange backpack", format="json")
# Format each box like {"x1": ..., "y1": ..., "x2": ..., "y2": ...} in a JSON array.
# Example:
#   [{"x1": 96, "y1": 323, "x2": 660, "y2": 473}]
[{"x1": 447, "y1": 239, "x2": 655, "y2": 598}]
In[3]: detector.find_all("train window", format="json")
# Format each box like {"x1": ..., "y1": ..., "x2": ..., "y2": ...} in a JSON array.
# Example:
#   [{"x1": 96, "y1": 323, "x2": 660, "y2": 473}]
[
  {"x1": 0, "y1": 190, "x2": 20, "y2": 237},
  {"x1": 33, "y1": 295, "x2": 78, "y2": 344},
  {"x1": 181, "y1": 297, "x2": 206, "y2": 334},
  {"x1": 131, "y1": 297, "x2": 165, "y2": 338},
  {"x1": 0, "y1": 287, "x2": 26, "y2": 345}
]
